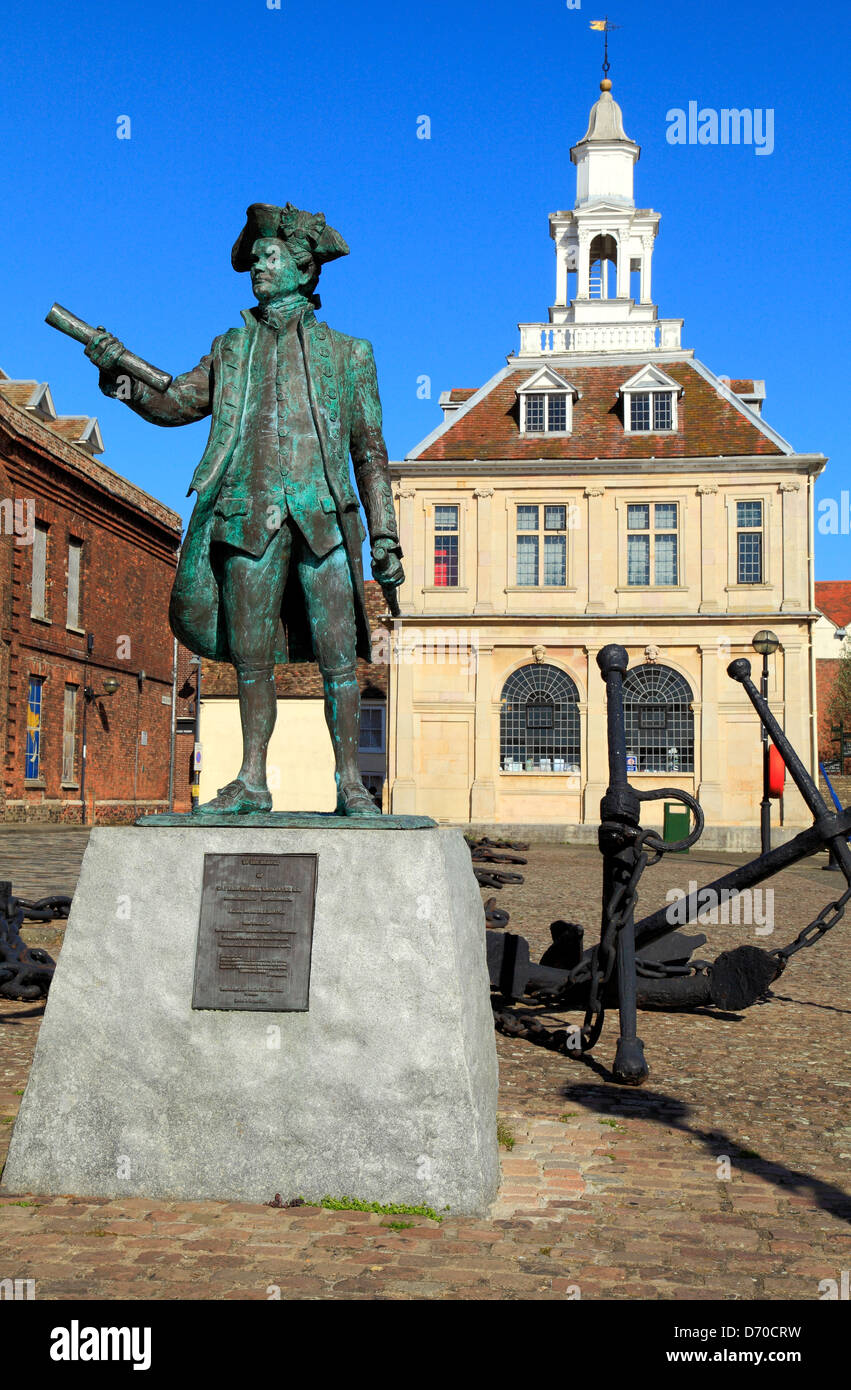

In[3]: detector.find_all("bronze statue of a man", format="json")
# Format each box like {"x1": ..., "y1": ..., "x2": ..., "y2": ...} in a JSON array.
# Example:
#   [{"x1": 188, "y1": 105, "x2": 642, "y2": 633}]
[{"x1": 85, "y1": 203, "x2": 403, "y2": 816}]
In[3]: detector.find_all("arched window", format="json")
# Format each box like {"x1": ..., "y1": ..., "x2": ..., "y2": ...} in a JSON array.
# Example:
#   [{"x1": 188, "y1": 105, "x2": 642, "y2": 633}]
[
  {"x1": 500, "y1": 664, "x2": 580, "y2": 772},
  {"x1": 589, "y1": 232, "x2": 618, "y2": 300},
  {"x1": 623, "y1": 664, "x2": 694, "y2": 773}
]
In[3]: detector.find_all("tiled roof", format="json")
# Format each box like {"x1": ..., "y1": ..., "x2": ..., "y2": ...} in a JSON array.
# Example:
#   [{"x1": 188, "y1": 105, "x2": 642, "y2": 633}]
[
  {"x1": 728, "y1": 379, "x2": 756, "y2": 393},
  {"x1": 46, "y1": 417, "x2": 102, "y2": 452},
  {"x1": 0, "y1": 380, "x2": 39, "y2": 408},
  {"x1": 202, "y1": 581, "x2": 390, "y2": 699},
  {"x1": 815, "y1": 581, "x2": 851, "y2": 629},
  {"x1": 448, "y1": 388, "x2": 477, "y2": 402},
  {"x1": 0, "y1": 389, "x2": 181, "y2": 535},
  {"x1": 415, "y1": 360, "x2": 784, "y2": 461}
]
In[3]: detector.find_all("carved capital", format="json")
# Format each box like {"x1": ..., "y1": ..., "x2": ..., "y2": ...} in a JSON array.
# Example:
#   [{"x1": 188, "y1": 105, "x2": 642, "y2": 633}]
[
  {"x1": 779, "y1": 480, "x2": 800, "y2": 493},
  {"x1": 473, "y1": 487, "x2": 494, "y2": 499},
  {"x1": 697, "y1": 483, "x2": 718, "y2": 496},
  {"x1": 394, "y1": 487, "x2": 416, "y2": 500},
  {"x1": 584, "y1": 486, "x2": 605, "y2": 498}
]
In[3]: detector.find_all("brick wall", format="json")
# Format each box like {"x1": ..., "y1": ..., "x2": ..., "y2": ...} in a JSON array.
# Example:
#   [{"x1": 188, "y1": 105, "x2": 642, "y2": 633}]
[
  {"x1": 0, "y1": 393, "x2": 183, "y2": 823},
  {"x1": 816, "y1": 657, "x2": 847, "y2": 763}
]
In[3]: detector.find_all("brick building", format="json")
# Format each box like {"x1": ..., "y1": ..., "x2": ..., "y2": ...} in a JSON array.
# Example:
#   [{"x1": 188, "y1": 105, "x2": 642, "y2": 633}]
[
  {"x1": 813, "y1": 580, "x2": 851, "y2": 768},
  {"x1": 0, "y1": 367, "x2": 184, "y2": 822}
]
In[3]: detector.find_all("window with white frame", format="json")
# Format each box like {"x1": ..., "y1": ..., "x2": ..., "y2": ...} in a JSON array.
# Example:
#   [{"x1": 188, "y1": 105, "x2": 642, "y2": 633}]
[
  {"x1": 31, "y1": 521, "x2": 48, "y2": 619},
  {"x1": 629, "y1": 391, "x2": 674, "y2": 431},
  {"x1": 620, "y1": 365, "x2": 681, "y2": 433},
  {"x1": 62, "y1": 684, "x2": 78, "y2": 784},
  {"x1": 736, "y1": 500, "x2": 764, "y2": 584},
  {"x1": 517, "y1": 369, "x2": 578, "y2": 434},
  {"x1": 66, "y1": 538, "x2": 83, "y2": 628},
  {"x1": 523, "y1": 393, "x2": 568, "y2": 432},
  {"x1": 627, "y1": 503, "x2": 679, "y2": 585},
  {"x1": 516, "y1": 505, "x2": 567, "y2": 586},
  {"x1": 433, "y1": 505, "x2": 459, "y2": 586}
]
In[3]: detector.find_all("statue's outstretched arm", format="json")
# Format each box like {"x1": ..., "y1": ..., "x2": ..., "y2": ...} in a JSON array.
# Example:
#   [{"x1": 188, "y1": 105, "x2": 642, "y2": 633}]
[{"x1": 86, "y1": 329, "x2": 213, "y2": 427}]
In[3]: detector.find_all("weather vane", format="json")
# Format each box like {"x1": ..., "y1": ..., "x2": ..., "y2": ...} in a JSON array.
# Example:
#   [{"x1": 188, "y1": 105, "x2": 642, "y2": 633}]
[{"x1": 590, "y1": 16, "x2": 621, "y2": 79}]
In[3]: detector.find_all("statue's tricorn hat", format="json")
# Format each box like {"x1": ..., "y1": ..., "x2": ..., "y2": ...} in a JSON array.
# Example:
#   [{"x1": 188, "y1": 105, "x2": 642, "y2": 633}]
[{"x1": 231, "y1": 202, "x2": 349, "y2": 272}]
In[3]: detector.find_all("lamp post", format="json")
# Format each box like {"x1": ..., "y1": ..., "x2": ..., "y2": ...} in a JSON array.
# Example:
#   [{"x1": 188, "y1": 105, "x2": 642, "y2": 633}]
[
  {"x1": 752, "y1": 629, "x2": 780, "y2": 854},
  {"x1": 79, "y1": 638, "x2": 119, "y2": 825},
  {"x1": 189, "y1": 655, "x2": 202, "y2": 811}
]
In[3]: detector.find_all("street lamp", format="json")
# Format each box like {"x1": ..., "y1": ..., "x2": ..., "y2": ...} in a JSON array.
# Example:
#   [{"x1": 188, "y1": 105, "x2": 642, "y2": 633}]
[
  {"x1": 189, "y1": 655, "x2": 202, "y2": 811},
  {"x1": 752, "y1": 629, "x2": 780, "y2": 853},
  {"x1": 80, "y1": 661, "x2": 119, "y2": 825}
]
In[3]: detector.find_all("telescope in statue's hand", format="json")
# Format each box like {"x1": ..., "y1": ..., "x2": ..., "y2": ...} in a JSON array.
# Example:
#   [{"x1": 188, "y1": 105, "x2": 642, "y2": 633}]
[{"x1": 45, "y1": 303, "x2": 172, "y2": 393}]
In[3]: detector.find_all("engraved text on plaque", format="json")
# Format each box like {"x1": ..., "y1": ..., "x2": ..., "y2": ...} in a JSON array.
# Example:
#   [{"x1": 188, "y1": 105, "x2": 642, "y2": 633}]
[{"x1": 192, "y1": 853, "x2": 317, "y2": 1011}]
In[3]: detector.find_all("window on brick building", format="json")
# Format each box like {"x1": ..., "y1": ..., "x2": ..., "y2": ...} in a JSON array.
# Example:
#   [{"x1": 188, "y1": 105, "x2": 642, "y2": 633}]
[
  {"x1": 66, "y1": 538, "x2": 83, "y2": 628},
  {"x1": 736, "y1": 501, "x2": 764, "y2": 584},
  {"x1": 31, "y1": 522, "x2": 48, "y2": 619},
  {"x1": 25, "y1": 677, "x2": 44, "y2": 781},
  {"x1": 433, "y1": 505, "x2": 459, "y2": 586},
  {"x1": 62, "y1": 684, "x2": 78, "y2": 784}
]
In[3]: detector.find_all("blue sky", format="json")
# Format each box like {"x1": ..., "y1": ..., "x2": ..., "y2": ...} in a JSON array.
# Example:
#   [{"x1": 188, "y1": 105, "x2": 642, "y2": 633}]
[{"x1": 2, "y1": 0, "x2": 849, "y2": 577}]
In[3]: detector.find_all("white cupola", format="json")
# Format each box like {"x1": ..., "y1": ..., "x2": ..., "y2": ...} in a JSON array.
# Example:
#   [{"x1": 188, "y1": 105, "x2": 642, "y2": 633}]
[
  {"x1": 517, "y1": 79, "x2": 684, "y2": 356},
  {"x1": 570, "y1": 77, "x2": 639, "y2": 207}
]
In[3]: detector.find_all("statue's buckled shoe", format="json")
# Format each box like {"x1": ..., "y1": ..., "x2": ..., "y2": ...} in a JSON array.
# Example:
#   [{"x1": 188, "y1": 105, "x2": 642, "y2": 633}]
[
  {"x1": 196, "y1": 779, "x2": 273, "y2": 815},
  {"x1": 336, "y1": 780, "x2": 381, "y2": 818}
]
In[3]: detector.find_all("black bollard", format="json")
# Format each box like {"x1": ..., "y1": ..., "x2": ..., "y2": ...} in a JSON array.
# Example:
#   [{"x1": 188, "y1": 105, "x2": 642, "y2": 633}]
[{"x1": 596, "y1": 645, "x2": 649, "y2": 1085}]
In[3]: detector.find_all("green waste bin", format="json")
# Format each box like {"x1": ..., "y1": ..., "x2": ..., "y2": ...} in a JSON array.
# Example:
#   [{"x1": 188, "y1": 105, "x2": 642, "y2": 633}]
[{"x1": 663, "y1": 801, "x2": 691, "y2": 853}]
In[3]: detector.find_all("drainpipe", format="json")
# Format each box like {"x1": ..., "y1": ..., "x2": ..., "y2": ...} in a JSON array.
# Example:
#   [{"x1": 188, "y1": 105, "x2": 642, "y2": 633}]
[
  {"x1": 808, "y1": 473, "x2": 819, "y2": 778},
  {"x1": 168, "y1": 634, "x2": 177, "y2": 812}
]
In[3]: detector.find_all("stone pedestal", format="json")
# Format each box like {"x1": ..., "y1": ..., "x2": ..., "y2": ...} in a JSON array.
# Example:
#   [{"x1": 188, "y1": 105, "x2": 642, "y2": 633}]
[{"x1": 3, "y1": 825, "x2": 499, "y2": 1215}]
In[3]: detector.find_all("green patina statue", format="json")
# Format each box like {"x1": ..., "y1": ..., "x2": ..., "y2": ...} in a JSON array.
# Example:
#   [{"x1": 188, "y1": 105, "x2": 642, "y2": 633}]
[{"x1": 85, "y1": 203, "x2": 404, "y2": 817}]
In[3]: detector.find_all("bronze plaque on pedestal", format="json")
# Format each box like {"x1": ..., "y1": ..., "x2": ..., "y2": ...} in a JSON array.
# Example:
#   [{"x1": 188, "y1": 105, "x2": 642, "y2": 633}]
[{"x1": 192, "y1": 853, "x2": 317, "y2": 1011}]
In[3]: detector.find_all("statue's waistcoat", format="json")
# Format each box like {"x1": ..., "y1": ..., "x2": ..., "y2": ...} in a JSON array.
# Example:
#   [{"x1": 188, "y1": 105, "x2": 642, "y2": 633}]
[
  {"x1": 169, "y1": 309, "x2": 370, "y2": 665},
  {"x1": 210, "y1": 312, "x2": 342, "y2": 559}
]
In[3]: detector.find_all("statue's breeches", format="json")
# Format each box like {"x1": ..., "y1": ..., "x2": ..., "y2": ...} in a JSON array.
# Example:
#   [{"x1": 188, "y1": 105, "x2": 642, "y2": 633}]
[{"x1": 218, "y1": 522, "x2": 357, "y2": 673}]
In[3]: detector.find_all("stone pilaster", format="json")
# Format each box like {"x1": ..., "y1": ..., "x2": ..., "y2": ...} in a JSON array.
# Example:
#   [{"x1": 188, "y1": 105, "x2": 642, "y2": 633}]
[
  {"x1": 389, "y1": 633, "x2": 417, "y2": 814},
  {"x1": 697, "y1": 643, "x2": 725, "y2": 823},
  {"x1": 779, "y1": 481, "x2": 805, "y2": 611},
  {"x1": 470, "y1": 643, "x2": 496, "y2": 821},
  {"x1": 697, "y1": 483, "x2": 719, "y2": 613},
  {"x1": 393, "y1": 487, "x2": 417, "y2": 615},
  {"x1": 585, "y1": 486, "x2": 606, "y2": 612},
  {"x1": 582, "y1": 644, "x2": 607, "y2": 822},
  {"x1": 473, "y1": 488, "x2": 495, "y2": 615}
]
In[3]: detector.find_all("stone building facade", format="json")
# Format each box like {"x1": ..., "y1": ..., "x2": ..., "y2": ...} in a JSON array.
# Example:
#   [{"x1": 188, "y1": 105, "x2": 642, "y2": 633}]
[
  {"x1": 0, "y1": 368, "x2": 183, "y2": 821},
  {"x1": 387, "y1": 80, "x2": 827, "y2": 849}
]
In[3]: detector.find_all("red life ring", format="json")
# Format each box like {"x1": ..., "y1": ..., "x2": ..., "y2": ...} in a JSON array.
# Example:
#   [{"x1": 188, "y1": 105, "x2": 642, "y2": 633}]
[{"x1": 768, "y1": 745, "x2": 786, "y2": 798}]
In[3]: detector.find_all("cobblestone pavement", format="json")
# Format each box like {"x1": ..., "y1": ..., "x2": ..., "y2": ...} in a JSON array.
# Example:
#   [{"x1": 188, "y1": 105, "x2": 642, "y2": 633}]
[{"x1": 0, "y1": 834, "x2": 849, "y2": 1300}]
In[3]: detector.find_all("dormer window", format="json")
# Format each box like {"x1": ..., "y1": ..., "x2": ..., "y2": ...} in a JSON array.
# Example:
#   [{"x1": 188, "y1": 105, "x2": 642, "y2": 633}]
[
  {"x1": 630, "y1": 391, "x2": 672, "y2": 431},
  {"x1": 518, "y1": 368, "x2": 579, "y2": 435},
  {"x1": 619, "y1": 365, "x2": 682, "y2": 433}
]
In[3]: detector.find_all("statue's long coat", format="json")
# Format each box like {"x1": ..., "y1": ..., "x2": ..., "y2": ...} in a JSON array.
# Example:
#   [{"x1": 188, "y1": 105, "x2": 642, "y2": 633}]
[{"x1": 126, "y1": 307, "x2": 398, "y2": 664}]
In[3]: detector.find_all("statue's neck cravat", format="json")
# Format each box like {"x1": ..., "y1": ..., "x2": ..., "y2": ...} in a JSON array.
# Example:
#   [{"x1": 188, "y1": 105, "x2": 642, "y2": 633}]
[{"x1": 258, "y1": 293, "x2": 316, "y2": 332}]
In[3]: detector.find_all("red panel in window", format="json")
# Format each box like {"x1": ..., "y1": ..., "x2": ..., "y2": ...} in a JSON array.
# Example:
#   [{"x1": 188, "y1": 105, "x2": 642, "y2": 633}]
[{"x1": 434, "y1": 536, "x2": 458, "y2": 586}]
